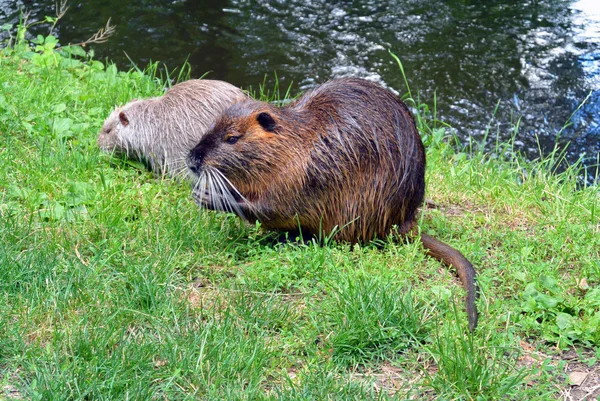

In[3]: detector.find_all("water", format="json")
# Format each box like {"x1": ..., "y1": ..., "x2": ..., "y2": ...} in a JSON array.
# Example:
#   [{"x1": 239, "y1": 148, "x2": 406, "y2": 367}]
[{"x1": 2, "y1": 0, "x2": 599, "y2": 180}]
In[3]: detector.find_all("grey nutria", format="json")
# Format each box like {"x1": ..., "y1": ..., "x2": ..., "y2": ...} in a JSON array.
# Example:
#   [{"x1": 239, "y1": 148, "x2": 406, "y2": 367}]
[
  {"x1": 97, "y1": 79, "x2": 246, "y2": 177},
  {"x1": 187, "y1": 77, "x2": 479, "y2": 330}
]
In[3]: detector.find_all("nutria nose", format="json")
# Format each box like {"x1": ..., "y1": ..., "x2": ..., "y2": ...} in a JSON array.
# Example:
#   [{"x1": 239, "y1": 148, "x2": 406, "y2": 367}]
[
  {"x1": 186, "y1": 152, "x2": 203, "y2": 175},
  {"x1": 188, "y1": 163, "x2": 199, "y2": 175},
  {"x1": 187, "y1": 160, "x2": 200, "y2": 175}
]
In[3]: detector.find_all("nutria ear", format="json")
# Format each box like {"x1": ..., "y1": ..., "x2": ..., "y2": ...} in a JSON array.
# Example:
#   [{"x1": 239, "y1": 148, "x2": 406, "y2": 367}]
[
  {"x1": 119, "y1": 111, "x2": 129, "y2": 127},
  {"x1": 256, "y1": 112, "x2": 276, "y2": 132}
]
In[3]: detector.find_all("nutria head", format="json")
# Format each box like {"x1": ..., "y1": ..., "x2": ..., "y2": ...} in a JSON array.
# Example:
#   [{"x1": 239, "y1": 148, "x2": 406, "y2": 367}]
[
  {"x1": 97, "y1": 100, "x2": 145, "y2": 157},
  {"x1": 188, "y1": 99, "x2": 307, "y2": 198}
]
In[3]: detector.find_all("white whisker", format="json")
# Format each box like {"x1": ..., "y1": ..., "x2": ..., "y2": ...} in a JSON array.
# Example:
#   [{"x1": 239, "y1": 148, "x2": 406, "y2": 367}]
[
  {"x1": 192, "y1": 171, "x2": 207, "y2": 207},
  {"x1": 207, "y1": 167, "x2": 247, "y2": 219},
  {"x1": 212, "y1": 168, "x2": 248, "y2": 204}
]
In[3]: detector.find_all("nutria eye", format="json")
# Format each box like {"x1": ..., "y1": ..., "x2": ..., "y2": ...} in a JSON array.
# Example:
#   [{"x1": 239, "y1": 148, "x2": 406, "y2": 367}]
[{"x1": 225, "y1": 136, "x2": 240, "y2": 144}]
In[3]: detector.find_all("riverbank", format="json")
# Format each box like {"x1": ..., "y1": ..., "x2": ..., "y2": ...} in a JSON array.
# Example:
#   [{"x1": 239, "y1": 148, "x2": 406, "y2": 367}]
[
  {"x1": 5, "y1": 0, "x2": 600, "y2": 175},
  {"x1": 1, "y1": 28, "x2": 599, "y2": 400}
]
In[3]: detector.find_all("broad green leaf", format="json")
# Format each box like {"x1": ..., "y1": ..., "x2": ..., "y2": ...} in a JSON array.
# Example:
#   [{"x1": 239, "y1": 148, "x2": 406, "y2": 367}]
[{"x1": 555, "y1": 313, "x2": 573, "y2": 331}]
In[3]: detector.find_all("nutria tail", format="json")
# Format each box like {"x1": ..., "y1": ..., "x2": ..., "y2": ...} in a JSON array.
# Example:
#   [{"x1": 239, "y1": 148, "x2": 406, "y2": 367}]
[{"x1": 419, "y1": 233, "x2": 479, "y2": 331}]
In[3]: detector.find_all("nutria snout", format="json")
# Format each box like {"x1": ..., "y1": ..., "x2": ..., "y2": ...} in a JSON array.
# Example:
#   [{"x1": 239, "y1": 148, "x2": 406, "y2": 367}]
[{"x1": 187, "y1": 77, "x2": 479, "y2": 330}]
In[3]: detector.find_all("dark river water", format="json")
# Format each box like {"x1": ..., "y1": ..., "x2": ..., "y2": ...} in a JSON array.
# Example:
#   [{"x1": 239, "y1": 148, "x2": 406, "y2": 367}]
[{"x1": 2, "y1": 0, "x2": 600, "y2": 181}]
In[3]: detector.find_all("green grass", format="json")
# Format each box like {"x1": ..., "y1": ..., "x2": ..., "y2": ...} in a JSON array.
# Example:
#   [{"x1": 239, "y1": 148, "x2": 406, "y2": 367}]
[{"x1": 1, "y1": 20, "x2": 599, "y2": 401}]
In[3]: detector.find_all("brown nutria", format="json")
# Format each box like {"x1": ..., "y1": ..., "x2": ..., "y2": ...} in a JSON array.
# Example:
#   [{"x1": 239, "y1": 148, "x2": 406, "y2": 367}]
[
  {"x1": 97, "y1": 79, "x2": 246, "y2": 177},
  {"x1": 187, "y1": 77, "x2": 479, "y2": 330}
]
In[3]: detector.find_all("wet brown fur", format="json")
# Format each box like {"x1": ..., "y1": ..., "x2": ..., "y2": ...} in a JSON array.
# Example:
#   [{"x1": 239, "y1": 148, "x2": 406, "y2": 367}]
[{"x1": 188, "y1": 78, "x2": 479, "y2": 330}]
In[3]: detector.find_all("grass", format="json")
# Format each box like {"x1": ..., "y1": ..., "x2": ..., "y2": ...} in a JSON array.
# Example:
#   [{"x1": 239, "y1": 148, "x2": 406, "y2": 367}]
[{"x1": 1, "y1": 18, "x2": 599, "y2": 401}]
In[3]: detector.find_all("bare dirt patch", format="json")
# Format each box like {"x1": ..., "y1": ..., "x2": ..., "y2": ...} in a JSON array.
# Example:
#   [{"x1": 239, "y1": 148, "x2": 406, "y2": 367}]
[
  {"x1": 347, "y1": 360, "x2": 437, "y2": 400},
  {"x1": 2, "y1": 385, "x2": 23, "y2": 400},
  {"x1": 2, "y1": 372, "x2": 23, "y2": 400},
  {"x1": 183, "y1": 279, "x2": 230, "y2": 314},
  {"x1": 558, "y1": 349, "x2": 600, "y2": 401},
  {"x1": 517, "y1": 341, "x2": 600, "y2": 401}
]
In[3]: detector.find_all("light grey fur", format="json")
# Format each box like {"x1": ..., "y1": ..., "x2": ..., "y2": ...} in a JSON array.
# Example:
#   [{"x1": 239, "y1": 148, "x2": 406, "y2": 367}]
[{"x1": 97, "y1": 79, "x2": 246, "y2": 178}]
